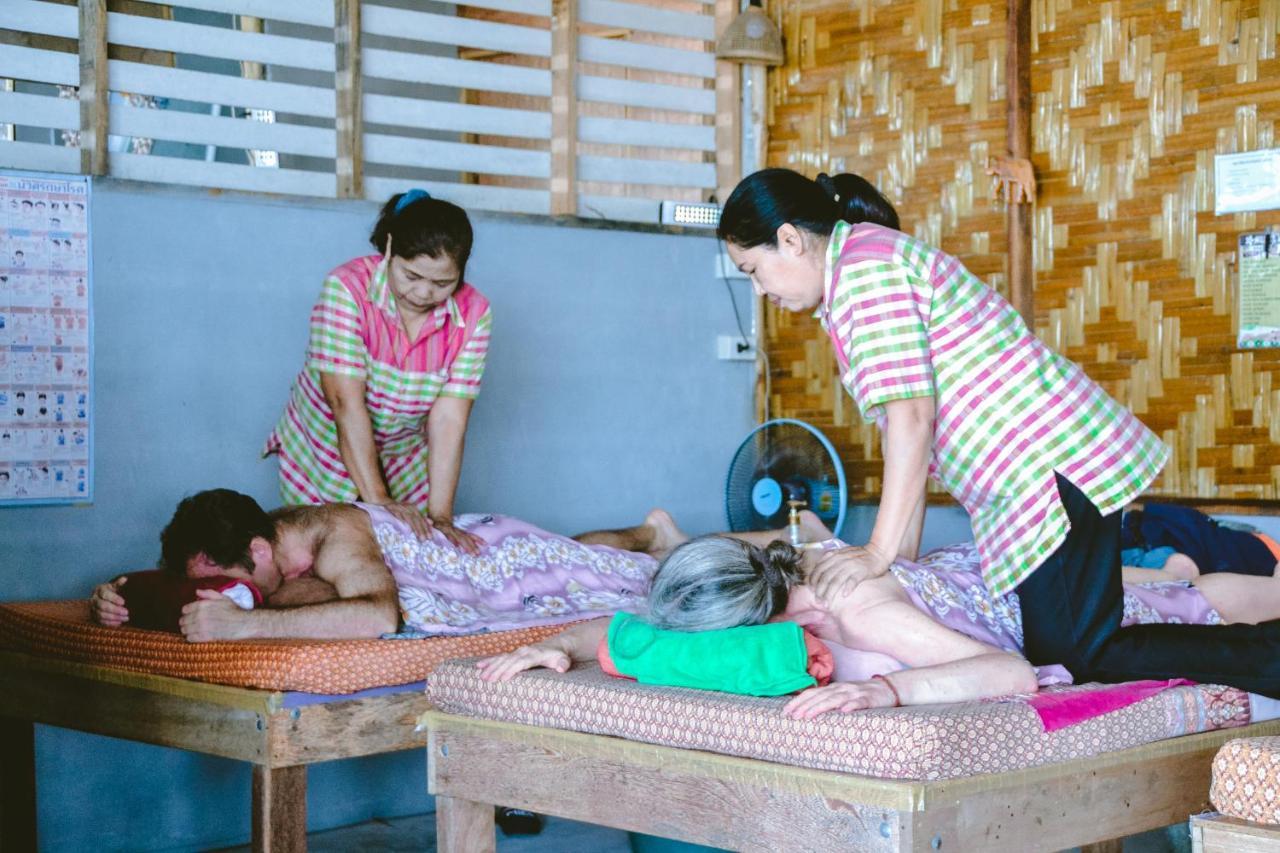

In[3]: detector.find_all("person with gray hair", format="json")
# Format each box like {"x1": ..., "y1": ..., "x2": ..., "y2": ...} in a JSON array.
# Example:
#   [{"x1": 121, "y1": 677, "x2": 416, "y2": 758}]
[
  {"x1": 480, "y1": 513, "x2": 1280, "y2": 717},
  {"x1": 478, "y1": 527, "x2": 1040, "y2": 718}
]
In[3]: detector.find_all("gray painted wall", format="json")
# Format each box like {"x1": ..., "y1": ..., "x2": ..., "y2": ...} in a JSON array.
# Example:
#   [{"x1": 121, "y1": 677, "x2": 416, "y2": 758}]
[
  {"x1": 0, "y1": 180, "x2": 989, "y2": 851},
  {"x1": 0, "y1": 182, "x2": 759, "y2": 852}
]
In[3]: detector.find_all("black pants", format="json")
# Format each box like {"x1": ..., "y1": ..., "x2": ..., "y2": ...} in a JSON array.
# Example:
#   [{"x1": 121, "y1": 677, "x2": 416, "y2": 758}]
[{"x1": 1016, "y1": 474, "x2": 1280, "y2": 698}]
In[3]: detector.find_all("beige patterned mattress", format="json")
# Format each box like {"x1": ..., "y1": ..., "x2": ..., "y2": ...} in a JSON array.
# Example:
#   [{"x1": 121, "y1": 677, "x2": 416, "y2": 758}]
[
  {"x1": 427, "y1": 659, "x2": 1252, "y2": 781},
  {"x1": 1212, "y1": 736, "x2": 1280, "y2": 824}
]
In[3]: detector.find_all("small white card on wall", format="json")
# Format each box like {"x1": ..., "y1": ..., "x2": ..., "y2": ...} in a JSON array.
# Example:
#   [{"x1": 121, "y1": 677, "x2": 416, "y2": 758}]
[
  {"x1": 1238, "y1": 230, "x2": 1280, "y2": 349},
  {"x1": 1216, "y1": 149, "x2": 1280, "y2": 215}
]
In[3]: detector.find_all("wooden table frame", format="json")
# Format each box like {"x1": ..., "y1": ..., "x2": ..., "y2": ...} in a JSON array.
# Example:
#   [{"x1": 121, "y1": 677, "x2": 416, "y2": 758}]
[
  {"x1": 425, "y1": 710, "x2": 1280, "y2": 853},
  {"x1": 0, "y1": 651, "x2": 432, "y2": 853}
]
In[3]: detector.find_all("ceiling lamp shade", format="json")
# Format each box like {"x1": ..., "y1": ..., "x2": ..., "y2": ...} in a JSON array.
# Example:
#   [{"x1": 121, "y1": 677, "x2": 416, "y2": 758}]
[{"x1": 715, "y1": 1, "x2": 784, "y2": 66}]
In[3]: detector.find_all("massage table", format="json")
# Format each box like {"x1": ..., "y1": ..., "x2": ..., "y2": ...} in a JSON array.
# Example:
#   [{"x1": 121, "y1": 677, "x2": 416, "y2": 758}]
[
  {"x1": 0, "y1": 600, "x2": 564, "y2": 853},
  {"x1": 422, "y1": 500, "x2": 1280, "y2": 853}
]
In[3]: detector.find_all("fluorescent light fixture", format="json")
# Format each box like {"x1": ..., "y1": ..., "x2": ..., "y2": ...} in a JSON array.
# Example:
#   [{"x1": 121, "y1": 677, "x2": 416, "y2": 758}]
[{"x1": 660, "y1": 200, "x2": 721, "y2": 228}]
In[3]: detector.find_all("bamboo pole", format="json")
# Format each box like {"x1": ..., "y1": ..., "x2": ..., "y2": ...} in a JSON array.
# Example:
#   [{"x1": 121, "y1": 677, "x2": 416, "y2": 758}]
[
  {"x1": 550, "y1": 0, "x2": 578, "y2": 216},
  {"x1": 78, "y1": 0, "x2": 108, "y2": 176},
  {"x1": 1006, "y1": 0, "x2": 1033, "y2": 323},
  {"x1": 334, "y1": 0, "x2": 363, "y2": 199}
]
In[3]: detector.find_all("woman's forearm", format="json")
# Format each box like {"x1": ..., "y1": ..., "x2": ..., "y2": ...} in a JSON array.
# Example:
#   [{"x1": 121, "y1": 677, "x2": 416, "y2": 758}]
[
  {"x1": 320, "y1": 373, "x2": 391, "y2": 502},
  {"x1": 868, "y1": 396, "x2": 934, "y2": 562},
  {"x1": 426, "y1": 398, "x2": 473, "y2": 519},
  {"x1": 888, "y1": 652, "x2": 1038, "y2": 705},
  {"x1": 332, "y1": 406, "x2": 391, "y2": 502}
]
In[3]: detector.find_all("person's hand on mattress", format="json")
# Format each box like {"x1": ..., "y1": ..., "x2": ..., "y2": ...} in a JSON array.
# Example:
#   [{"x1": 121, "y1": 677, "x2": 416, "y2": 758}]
[
  {"x1": 179, "y1": 588, "x2": 252, "y2": 642},
  {"x1": 782, "y1": 677, "x2": 899, "y2": 719},
  {"x1": 89, "y1": 576, "x2": 129, "y2": 627},
  {"x1": 476, "y1": 641, "x2": 571, "y2": 682},
  {"x1": 807, "y1": 543, "x2": 892, "y2": 604}
]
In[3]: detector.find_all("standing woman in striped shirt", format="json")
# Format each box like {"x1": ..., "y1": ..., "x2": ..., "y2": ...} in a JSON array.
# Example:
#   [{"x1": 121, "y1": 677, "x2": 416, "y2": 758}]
[
  {"x1": 265, "y1": 190, "x2": 489, "y2": 553},
  {"x1": 717, "y1": 168, "x2": 1280, "y2": 697}
]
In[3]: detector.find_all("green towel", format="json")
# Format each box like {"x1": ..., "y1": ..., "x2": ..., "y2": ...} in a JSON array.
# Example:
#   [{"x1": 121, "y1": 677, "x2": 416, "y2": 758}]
[{"x1": 606, "y1": 612, "x2": 816, "y2": 697}]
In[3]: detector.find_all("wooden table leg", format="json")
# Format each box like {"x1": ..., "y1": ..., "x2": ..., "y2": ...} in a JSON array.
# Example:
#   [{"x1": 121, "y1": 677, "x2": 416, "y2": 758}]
[
  {"x1": 437, "y1": 796, "x2": 495, "y2": 853},
  {"x1": 252, "y1": 765, "x2": 307, "y2": 853},
  {"x1": 0, "y1": 715, "x2": 36, "y2": 853}
]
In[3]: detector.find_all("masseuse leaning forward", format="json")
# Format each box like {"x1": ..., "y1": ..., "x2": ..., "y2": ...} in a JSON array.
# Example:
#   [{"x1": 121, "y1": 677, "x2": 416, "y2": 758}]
[
  {"x1": 265, "y1": 190, "x2": 488, "y2": 553},
  {"x1": 720, "y1": 167, "x2": 1280, "y2": 696}
]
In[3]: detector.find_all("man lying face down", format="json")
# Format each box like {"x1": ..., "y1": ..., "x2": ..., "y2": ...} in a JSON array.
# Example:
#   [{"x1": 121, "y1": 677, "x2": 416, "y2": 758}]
[
  {"x1": 90, "y1": 489, "x2": 677, "y2": 642},
  {"x1": 90, "y1": 489, "x2": 402, "y2": 641}
]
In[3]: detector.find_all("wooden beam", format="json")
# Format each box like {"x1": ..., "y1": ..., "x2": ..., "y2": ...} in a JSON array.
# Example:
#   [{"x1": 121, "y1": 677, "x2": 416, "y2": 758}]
[
  {"x1": 549, "y1": 0, "x2": 577, "y2": 216},
  {"x1": 714, "y1": 0, "x2": 741, "y2": 204},
  {"x1": 251, "y1": 765, "x2": 307, "y2": 853},
  {"x1": 0, "y1": 715, "x2": 37, "y2": 853},
  {"x1": 426, "y1": 710, "x2": 1280, "y2": 853},
  {"x1": 1006, "y1": 0, "x2": 1033, "y2": 324},
  {"x1": 334, "y1": 0, "x2": 362, "y2": 199},
  {"x1": 78, "y1": 0, "x2": 108, "y2": 176},
  {"x1": 436, "y1": 796, "x2": 495, "y2": 853}
]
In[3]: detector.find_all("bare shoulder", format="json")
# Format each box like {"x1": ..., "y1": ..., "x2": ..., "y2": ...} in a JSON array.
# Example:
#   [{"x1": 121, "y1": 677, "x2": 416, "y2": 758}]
[
  {"x1": 849, "y1": 572, "x2": 911, "y2": 609},
  {"x1": 308, "y1": 506, "x2": 391, "y2": 593}
]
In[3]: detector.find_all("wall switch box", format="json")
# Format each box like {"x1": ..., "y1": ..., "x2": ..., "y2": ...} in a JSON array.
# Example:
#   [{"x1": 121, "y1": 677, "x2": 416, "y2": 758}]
[{"x1": 717, "y1": 335, "x2": 757, "y2": 360}]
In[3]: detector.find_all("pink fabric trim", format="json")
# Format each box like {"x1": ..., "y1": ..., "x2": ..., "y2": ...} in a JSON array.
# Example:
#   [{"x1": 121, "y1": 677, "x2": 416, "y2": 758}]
[{"x1": 1026, "y1": 678, "x2": 1196, "y2": 732}]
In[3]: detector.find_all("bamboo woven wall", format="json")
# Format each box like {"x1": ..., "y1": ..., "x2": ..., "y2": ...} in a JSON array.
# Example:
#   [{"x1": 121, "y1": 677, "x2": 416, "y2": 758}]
[{"x1": 764, "y1": 0, "x2": 1280, "y2": 499}]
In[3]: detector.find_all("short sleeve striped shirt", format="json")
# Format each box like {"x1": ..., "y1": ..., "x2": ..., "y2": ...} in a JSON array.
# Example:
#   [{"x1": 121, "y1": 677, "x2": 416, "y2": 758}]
[
  {"x1": 820, "y1": 222, "x2": 1169, "y2": 596},
  {"x1": 265, "y1": 254, "x2": 491, "y2": 508}
]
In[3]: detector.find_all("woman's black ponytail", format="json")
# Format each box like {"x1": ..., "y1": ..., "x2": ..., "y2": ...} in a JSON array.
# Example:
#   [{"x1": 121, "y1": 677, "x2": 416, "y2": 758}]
[{"x1": 718, "y1": 167, "x2": 899, "y2": 249}]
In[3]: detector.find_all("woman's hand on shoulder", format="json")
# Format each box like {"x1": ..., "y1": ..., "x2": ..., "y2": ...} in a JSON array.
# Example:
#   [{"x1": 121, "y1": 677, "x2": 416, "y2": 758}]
[
  {"x1": 377, "y1": 501, "x2": 435, "y2": 540},
  {"x1": 429, "y1": 515, "x2": 484, "y2": 555},
  {"x1": 476, "y1": 641, "x2": 571, "y2": 683},
  {"x1": 782, "y1": 678, "x2": 898, "y2": 719},
  {"x1": 807, "y1": 543, "x2": 893, "y2": 604}
]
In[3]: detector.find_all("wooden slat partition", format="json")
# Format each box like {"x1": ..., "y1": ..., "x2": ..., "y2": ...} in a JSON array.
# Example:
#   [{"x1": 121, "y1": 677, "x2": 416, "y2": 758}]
[
  {"x1": 0, "y1": 1, "x2": 724, "y2": 222},
  {"x1": 763, "y1": 0, "x2": 1280, "y2": 500}
]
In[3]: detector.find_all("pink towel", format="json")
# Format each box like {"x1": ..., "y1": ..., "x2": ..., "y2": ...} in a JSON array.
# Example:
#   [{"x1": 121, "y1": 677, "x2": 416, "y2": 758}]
[{"x1": 1026, "y1": 679, "x2": 1196, "y2": 732}]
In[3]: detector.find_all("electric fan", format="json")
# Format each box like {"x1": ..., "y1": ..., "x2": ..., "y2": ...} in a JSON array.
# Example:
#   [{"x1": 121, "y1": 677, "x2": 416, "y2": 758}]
[{"x1": 725, "y1": 418, "x2": 847, "y2": 538}]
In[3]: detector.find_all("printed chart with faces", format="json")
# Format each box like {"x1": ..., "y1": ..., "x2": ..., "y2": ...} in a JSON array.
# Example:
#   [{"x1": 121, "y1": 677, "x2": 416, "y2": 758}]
[{"x1": 0, "y1": 173, "x2": 91, "y2": 503}]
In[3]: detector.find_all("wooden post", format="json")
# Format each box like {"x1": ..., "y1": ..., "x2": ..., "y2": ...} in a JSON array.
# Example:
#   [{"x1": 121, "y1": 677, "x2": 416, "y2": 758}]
[
  {"x1": 251, "y1": 765, "x2": 307, "y2": 853},
  {"x1": 550, "y1": 0, "x2": 578, "y2": 216},
  {"x1": 78, "y1": 0, "x2": 108, "y2": 176},
  {"x1": 1006, "y1": 0, "x2": 1033, "y2": 324},
  {"x1": 437, "y1": 796, "x2": 495, "y2": 853},
  {"x1": 0, "y1": 716, "x2": 37, "y2": 853},
  {"x1": 334, "y1": 0, "x2": 363, "y2": 199},
  {"x1": 714, "y1": 0, "x2": 742, "y2": 204}
]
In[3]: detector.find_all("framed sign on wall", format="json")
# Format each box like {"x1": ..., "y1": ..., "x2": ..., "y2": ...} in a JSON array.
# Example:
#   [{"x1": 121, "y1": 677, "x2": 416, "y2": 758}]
[{"x1": 0, "y1": 171, "x2": 91, "y2": 505}]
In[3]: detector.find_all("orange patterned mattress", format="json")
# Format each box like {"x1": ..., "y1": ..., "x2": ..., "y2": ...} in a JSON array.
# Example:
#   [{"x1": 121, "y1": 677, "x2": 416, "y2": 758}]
[
  {"x1": 1211, "y1": 736, "x2": 1280, "y2": 825},
  {"x1": 0, "y1": 600, "x2": 562, "y2": 694}
]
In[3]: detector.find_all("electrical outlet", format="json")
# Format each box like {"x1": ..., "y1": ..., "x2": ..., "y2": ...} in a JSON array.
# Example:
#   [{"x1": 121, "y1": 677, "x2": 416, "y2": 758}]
[
  {"x1": 717, "y1": 335, "x2": 757, "y2": 361},
  {"x1": 715, "y1": 249, "x2": 749, "y2": 280}
]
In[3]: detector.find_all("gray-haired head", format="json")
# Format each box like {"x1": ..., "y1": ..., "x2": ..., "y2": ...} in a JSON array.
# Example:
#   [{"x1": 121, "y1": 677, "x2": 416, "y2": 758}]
[{"x1": 644, "y1": 535, "x2": 804, "y2": 632}]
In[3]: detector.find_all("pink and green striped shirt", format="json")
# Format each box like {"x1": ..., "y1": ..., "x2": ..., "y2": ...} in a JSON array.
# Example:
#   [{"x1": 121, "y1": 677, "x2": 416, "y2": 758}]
[
  {"x1": 820, "y1": 221, "x2": 1168, "y2": 596},
  {"x1": 265, "y1": 254, "x2": 491, "y2": 508}
]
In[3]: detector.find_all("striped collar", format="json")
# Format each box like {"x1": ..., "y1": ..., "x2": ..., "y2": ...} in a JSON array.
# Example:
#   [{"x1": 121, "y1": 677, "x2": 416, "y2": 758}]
[
  {"x1": 368, "y1": 255, "x2": 467, "y2": 331},
  {"x1": 817, "y1": 220, "x2": 853, "y2": 324}
]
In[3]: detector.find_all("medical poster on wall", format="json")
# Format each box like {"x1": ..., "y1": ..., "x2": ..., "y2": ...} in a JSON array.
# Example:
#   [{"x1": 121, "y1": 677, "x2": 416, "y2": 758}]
[
  {"x1": 0, "y1": 171, "x2": 92, "y2": 504},
  {"x1": 1238, "y1": 230, "x2": 1280, "y2": 349}
]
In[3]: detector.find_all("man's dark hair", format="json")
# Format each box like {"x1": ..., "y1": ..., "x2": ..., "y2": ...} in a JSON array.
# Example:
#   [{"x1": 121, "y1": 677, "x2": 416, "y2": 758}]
[{"x1": 159, "y1": 489, "x2": 274, "y2": 575}]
